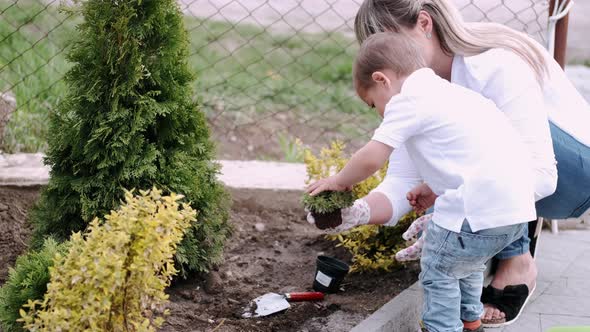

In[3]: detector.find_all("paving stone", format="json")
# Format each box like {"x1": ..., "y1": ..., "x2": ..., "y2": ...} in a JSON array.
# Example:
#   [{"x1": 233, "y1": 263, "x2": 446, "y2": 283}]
[
  {"x1": 527, "y1": 295, "x2": 590, "y2": 317},
  {"x1": 541, "y1": 314, "x2": 590, "y2": 331},
  {"x1": 563, "y1": 249, "x2": 590, "y2": 278},
  {"x1": 499, "y1": 313, "x2": 542, "y2": 332},
  {"x1": 536, "y1": 257, "x2": 573, "y2": 282},
  {"x1": 528, "y1": 280, "x2": 551, "y2": 304},
  {"x1": 553, "y1": 230, "x2": 590, "y2": 244},
  {"x1": 537, "y1": 233, "x2": 588, "y2": 264},
  {"x1": 544, "y1": 277, "x2": 590, "y2": 297}
]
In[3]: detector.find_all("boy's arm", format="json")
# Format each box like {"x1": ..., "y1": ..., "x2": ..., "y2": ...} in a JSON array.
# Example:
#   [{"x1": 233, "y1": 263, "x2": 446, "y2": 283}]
[
  {"x1": 307, "y1": 140, "x2": 393, "y2": 196},
  {"x1": 337, "y1": 140, "x2": 393, "y2": 186}
]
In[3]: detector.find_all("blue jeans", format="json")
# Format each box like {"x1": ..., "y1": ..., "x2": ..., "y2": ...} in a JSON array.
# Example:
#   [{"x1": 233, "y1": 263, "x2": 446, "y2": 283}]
[
  {"x1": 420, "y1": 221, "x2": 527, "y2": 332},
  {"x1": 496, "y1": 122, "x2": 590, "y2": 260},
  {"x1": 536, "y1": 123, "x2": 590, "y2": 218}
]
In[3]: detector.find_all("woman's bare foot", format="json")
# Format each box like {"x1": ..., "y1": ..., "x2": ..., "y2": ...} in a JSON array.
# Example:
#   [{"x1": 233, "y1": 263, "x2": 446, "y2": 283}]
[{"x1": 482, "y1": 252, "x2": 537, "y2": 322}]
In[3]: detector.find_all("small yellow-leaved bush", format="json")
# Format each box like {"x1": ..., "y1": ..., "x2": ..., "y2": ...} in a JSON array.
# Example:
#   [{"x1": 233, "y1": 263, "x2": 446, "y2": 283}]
[
  {"x1": 304, "y1": 141, "x2": 419, "y2": 272},
  {"x1": 20, "y1": 188, "x2": 196, "y2": 332},
  {"x1": 303, "y1": 140, "x2": 388, "y2": 198}
]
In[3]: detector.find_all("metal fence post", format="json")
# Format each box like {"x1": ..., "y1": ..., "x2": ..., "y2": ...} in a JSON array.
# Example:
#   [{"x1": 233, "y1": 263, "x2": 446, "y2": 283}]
[{"x1": 549, "y1": 0, "x2": 571, "y2": 68}]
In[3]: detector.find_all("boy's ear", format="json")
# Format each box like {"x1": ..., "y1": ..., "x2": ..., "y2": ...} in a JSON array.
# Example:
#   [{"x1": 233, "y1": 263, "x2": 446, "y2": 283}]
[{"x1": 371, "y1": 71, "x2": 390, "y2": 86}]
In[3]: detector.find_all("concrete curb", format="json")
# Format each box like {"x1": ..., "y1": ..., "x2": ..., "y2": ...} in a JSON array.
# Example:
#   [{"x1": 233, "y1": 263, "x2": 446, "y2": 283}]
[
  {"x1": 351, "y1": 281, "x2": 422, "y2": 332},
  {"x1": 0, "y1": 153, "x2": 49, "y2": 186},
  {"x1": 0, "y1": 154, "x2": 308, "y2": 190}
]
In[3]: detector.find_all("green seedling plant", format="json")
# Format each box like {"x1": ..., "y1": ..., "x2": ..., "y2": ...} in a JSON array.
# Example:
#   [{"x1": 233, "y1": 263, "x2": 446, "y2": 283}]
[{"x1": 302, "y1": 190, "x2": 355, "y2": 214}]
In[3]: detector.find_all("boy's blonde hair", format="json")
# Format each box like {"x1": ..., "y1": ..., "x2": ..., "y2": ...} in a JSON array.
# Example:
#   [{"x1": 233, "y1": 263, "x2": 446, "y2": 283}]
[
  {"x1": 354, "y1": 0, "x2": 548, "y2": 83},
  {"x1": 354, "y1": 32, "x2": 426, "y2": 91}
]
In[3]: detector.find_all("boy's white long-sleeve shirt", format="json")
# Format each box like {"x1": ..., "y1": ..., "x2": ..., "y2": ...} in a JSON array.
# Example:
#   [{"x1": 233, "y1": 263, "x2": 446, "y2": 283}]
[{"x1": 372, "y1": 68, "x2": 536, "y2": 232}]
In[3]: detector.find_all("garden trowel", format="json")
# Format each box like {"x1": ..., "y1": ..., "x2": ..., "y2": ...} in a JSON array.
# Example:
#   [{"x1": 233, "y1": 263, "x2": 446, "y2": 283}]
[{"x1": 242, "y1": 292, "x2": 324, "y2": 317}]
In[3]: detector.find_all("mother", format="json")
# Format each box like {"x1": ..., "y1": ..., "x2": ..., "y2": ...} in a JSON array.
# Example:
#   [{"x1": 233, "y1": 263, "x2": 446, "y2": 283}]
[{"x1": 348, "y1": 0, "x2": 590, "y2": 327}]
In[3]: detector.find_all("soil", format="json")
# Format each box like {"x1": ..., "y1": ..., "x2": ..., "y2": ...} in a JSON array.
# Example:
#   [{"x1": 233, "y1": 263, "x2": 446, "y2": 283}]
[
  {"x1": 312, "y1": 210, "x2": 343, "y2": 230},
  {"x1": 208, "y1": 110, "x2": 369, "y2": 161},
  {"x1": 0, "y1": 186, "x2": 39, "y2": 282},
  {"x1": 0, "y1": 186, "x2": 419, "y2": 332}
]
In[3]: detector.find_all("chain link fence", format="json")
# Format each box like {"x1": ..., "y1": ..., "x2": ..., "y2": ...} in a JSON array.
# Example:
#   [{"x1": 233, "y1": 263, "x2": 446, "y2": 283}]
[{"x1": 1, "y1": 0, "x2": 553, "y2": 160}]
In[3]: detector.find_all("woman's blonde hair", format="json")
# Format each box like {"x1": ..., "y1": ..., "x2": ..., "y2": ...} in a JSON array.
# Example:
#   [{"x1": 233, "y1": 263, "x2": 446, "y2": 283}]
[
  {"x1": 354, "y1": 0, "x2": 548, "y2": 83},
  {"x1": 354, "y1": 32, "x2": 426, "y2": 91}
]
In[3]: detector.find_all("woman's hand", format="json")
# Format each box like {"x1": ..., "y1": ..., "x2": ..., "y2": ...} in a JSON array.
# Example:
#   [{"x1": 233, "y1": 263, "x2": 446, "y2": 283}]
[
  {"x1": 395, "y1": 213, "x2": 432, "y2": 261},
  {"x1": 306, "y1": 175, "x2": 351, "y2": 196}
]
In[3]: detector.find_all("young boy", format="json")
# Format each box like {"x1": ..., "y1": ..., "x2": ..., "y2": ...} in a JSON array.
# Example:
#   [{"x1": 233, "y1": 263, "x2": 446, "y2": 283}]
[{"x1": 306, "y1": 32, "x2": 536, "y2": 332}]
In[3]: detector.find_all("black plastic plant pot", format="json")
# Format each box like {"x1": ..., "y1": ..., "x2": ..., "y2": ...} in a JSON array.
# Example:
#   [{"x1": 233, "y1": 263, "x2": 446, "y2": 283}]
[
  {"x1": 311, "y1": 209, "x2": 342, "y2": 230},
  {"x1": 312, "y1": 255, "x2": 350, "y2": 293}
]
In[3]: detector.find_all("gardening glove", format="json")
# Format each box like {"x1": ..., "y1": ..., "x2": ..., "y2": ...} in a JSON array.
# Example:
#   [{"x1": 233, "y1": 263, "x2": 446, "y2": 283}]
[
  {"x1": 395, "y1": 213, "x2": 432, "y2": 262},
  {"x1": 306, "y1": 199, "x2": 371, "y2": 233}
]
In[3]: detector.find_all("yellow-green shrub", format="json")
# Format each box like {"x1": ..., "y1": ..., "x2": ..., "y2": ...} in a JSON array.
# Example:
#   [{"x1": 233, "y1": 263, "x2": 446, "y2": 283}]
[
  {"x1": 20, "y1": 188, "x2": 196, "y2": 332},
  {"x1": 304, "y1": 141, "x2": 419, "y2": 272}
]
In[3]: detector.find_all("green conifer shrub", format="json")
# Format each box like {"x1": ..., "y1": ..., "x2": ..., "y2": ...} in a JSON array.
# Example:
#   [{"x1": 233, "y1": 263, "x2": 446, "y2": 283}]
[
  {"x1": 0, "y1": 239, "x2": 68, "y2": 332},
  {"x1": 20, "y1": 188, "x2": 196, "y2": 332},
  {"x1": 29, "y1": 0, "x2": 230, "y2": 275}
]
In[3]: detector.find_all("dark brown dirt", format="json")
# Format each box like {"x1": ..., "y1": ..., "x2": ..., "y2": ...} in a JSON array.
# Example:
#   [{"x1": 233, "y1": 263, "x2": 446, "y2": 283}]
[
  {"x1": 0, "y1": 186, "x2": 40, "y2": 282},
  {"x1": 0, "y1": 186, "x2": 419, "y2": 332},
  {"x1": 312, "y1": 210, "x2": 343, "y2": 230},
  {"x1": 208, "y1": 111, "x2": 369, "y2": 161},
  {"x1": 165, "y1": 189, "x2": 419, "y2": 332}
]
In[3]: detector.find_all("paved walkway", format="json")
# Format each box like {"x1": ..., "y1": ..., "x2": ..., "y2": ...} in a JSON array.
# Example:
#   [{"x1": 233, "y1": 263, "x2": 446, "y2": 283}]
[
  {"x1": 566, "y1": 65, "x2": 590, "y2": 102},
  {"x1": 499, "y1": 225, "x2": 590, "y2": 332}
]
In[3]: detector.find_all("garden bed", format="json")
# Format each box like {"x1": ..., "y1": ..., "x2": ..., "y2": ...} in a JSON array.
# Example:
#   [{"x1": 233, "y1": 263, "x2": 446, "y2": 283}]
[{"x1": 0, "y1": 186, "x2": 418, "y2": 332}]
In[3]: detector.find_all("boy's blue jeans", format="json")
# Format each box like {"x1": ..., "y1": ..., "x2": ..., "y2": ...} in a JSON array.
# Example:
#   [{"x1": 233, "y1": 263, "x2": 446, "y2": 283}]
[{"x1": 420, "y1": 220, "x2": 527, "y2": 332}]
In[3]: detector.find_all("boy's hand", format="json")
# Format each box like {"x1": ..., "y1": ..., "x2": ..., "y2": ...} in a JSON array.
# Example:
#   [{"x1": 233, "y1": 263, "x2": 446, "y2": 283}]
[
  {"x1": 406, "y1": 183, "x2": 438, "y2": 214},
  {"x1": 306, "y1": 175, "x2": 351, "y2": 196}
]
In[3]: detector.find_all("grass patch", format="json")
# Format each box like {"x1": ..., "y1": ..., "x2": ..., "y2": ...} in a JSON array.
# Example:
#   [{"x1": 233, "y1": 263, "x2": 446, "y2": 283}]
[
  {"x1": 0, "y1": 0, "x2": 77, "y2": 153},
  {"x1": 186, "y1": 19, "x2": 372, "y2": 118},
  {"x1": 1, "y1": 0, "x2": 377, "y2": 155}
]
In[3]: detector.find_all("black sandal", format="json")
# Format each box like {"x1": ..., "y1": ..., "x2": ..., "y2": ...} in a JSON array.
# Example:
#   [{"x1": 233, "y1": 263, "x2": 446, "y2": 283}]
[{"x1": 480, "y1": 284, "x2": 535, "y2": 328}]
